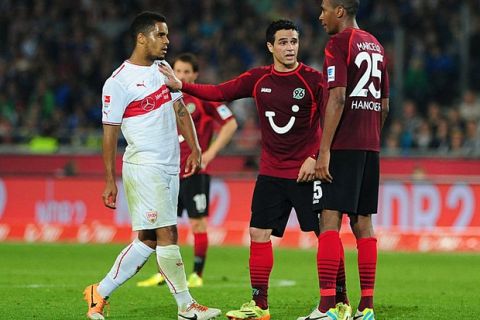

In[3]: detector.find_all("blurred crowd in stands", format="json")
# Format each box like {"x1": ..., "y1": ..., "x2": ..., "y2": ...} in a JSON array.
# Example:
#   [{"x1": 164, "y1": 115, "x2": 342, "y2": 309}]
[{"x1": 0, "y1": 0, "x2": 479, "y2": 157}]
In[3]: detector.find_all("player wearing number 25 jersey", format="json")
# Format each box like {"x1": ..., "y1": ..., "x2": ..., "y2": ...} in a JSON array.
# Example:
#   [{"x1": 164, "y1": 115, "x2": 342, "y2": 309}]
[
  {"x1": 323, "y1": 26, "x2": 389, "y2": 152},
  {"x1": 299, "y1": 1, "x2": 390, "y2": 320}
]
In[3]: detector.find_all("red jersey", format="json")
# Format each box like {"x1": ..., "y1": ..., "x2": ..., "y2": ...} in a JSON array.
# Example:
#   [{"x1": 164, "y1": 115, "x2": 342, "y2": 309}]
[
  {"x1": 323, "y1": 28, "x2": 389, "y2": 151},
  {"x1": 179, "y1": 93, "x2": 234, "y2": 176},
  {"x1": 182, "y1": 63, "x2": 324, "y2": 179}
]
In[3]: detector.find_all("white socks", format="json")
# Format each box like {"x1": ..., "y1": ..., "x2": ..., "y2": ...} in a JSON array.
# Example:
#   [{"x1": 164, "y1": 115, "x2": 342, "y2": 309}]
[
  {"x1": 97, "y1": 239, "x2": 154, "y2": 298},
  {"x1": 156, "y1": 245, "x2": 193, "y2": 309},
  {"x1": 96, "y1": 241, "x2": 193, "y2": 310}
]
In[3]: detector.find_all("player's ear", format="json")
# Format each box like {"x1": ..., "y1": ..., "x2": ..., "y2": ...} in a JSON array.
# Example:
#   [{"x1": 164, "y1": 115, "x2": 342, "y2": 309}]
[
  {"x1": 266, "y1": 42, "x2": 274, "y2": 54},
  {"x1": 137, "y1": 33, "x2": 146, "y2": 45},
  {"x1": 336, "y1": 5, "x2": 345, "y2": 18},
  {"x1": 192, "y1": 72, "x2": 199, "y2": 82}
]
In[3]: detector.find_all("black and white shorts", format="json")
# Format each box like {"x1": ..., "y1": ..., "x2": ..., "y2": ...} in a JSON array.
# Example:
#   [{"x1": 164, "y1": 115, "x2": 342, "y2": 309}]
[
  {"x1": 251, "y1": 175, "x2": 320, "y2": 237},
  {"x1": 313, "y1": 150, "x2": 379, "y2": 215},
  {"x1": 177, "y1": 173, "x2": 211, "y2": 218}
]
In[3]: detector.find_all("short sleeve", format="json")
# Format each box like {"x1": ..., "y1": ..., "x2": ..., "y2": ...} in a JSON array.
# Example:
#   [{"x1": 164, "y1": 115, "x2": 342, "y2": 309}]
[
  {"x1": 204, "y1": 101, "x2": 234, "y2": 123},
  {"x1": 102, "y1": 78, "x2": 128, "y2": 125},
  {"x1": 171, "y1": 90, "x2": 183, "y2": 103},
  {"x1": 324, "y1": 39, "x2": 348, "y2": 89}
]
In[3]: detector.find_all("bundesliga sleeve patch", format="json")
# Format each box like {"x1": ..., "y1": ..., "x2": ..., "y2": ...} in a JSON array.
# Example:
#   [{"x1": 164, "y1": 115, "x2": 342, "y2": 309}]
[
  {"x1": 327, "y1": 66, "x2": 335, "y2": 82},
  {"x1": 216, "y1": 104, "x2": 233, "y2": 120},
  {"x1": 102, "y1": 95, "x2": 111, "y2": 118}
]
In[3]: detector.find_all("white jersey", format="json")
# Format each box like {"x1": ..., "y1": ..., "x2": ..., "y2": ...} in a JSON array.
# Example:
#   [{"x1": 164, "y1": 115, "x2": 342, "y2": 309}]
[{"x1": 102, "y1": 60, "x2": 182, "y2": 173}]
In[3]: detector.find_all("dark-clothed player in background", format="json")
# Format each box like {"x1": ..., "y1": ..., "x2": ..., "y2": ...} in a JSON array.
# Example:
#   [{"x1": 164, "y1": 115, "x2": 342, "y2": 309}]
[
  {"x1": 137, "y1": 53, "x2": 238, "y2": 289},
  {"x1": 176, "y1": 53, "x2": 238, "y2": 286},
  {"x1": 161, "y1": 19, "x2": 325, "y2": 320},
  {"x1": 299, "y1": 1, "x2": 389, "y2": 320}
]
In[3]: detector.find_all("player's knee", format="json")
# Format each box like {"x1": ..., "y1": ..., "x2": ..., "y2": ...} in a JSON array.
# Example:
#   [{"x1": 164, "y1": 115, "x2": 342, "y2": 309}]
[
  {"x1": 190, "y1": 217, "x2": 207, "y2": 233},
  {"x1": 349, "y1": 214, "x2": 374, "y2": 238},
  {"x1": 320, "y1": 216, "x2": 341, "y2": 232},
  {"x1": 319, "y1": 224, "x2": 340, "y2": 233},
  {"x1": 140, "y1": 239, "x2": 157, "y2": 249},
  {"x1": 138, "y1": 229, "x2": 157, "y2": 249},
  {"x1": 249, "y1": 227, "x2": 272, "y2": 242},
  {"x1": 155, "y1": 225, "x2": 179, "y2": 245},
  {"x1": 320, "y1": 210, "x2": 342, "y2": 231}
]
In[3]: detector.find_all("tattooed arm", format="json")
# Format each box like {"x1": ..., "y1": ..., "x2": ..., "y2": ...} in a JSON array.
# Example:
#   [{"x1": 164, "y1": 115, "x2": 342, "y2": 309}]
[{"x1": 174, "y1": 98, "x2": 201, "y2": 177}]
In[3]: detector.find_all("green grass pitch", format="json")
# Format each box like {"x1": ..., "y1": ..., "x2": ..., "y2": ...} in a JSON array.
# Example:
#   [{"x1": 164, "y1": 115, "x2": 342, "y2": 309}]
[{"x1": 1, "y1": 242, "x2": 479, "y2": 319}]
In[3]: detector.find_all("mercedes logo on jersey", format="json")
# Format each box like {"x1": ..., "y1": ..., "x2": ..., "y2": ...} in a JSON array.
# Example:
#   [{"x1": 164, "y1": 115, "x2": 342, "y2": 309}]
[{"x1": 141, "y1": 97, "x2": 155, "y2": 111}]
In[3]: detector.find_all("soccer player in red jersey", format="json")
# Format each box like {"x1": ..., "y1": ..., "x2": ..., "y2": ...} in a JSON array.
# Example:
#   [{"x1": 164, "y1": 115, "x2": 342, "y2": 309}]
[
  {"x1": 299, "y1": 1, "x2": 389, "y2": 320},
  {"x1": 161, "y1": 20, "x2": 325, "y2": 320},
  {"x1": 137, "y1": 53, "x2": 238, "y2": 288}
]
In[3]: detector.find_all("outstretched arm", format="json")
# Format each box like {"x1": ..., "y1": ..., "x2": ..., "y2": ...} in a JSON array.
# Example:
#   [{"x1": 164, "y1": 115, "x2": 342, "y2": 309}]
[
  {"x1": 160, "y1": 62, "x2": 253, "y2": 101},
  {"x1": 174, "y1": 98, "x2": 201, "y2": 177}
]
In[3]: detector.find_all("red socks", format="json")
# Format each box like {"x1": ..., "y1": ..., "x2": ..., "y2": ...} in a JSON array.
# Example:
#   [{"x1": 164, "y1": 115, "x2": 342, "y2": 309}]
[
  {"x1": 336, "y1": 240, "x2": 349, "y2": 305},
  {"x1": 193, "y1": 232, "x2": 208, "y2": 276},
  {"x1": 317, "y1": 231, "x2": 341, "y2": 312},
  {"x1": 250, "y1": 241, "x2": 273, "y2": 310},
  {"x1": 357, "y1": 237, "x2": 377, "y2": 310},
  {"x1": 317, "y1": 232, "x2": 376, "y2": 311}
]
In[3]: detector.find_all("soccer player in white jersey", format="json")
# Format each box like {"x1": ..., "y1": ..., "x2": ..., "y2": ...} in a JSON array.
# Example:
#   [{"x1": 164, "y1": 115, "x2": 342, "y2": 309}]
[{"x1": 83, "y1": 12, "x2": 221, "y2": 320}]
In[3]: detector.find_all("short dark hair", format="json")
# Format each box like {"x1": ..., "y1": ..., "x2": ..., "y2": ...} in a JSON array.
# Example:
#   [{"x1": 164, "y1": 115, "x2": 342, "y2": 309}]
[
  {"x1": 173, "y1": 53, "x2": 199, "y2": 73},
  {"x1": 130, "y1": 11, "x2": 167, "y2": 44},
  {"x1": 331, "y1": 0, "x2": 360, "y2": 17},
  {"x1": 266, "y1": 19, "x2": 299, "y2": 44}
]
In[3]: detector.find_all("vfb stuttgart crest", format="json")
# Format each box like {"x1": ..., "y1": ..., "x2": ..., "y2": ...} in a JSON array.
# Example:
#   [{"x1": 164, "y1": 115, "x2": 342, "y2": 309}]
[
  {"x1": 146, "y1": 210, "x2": 158, "y2": 223},
  {"x1": 293, "y1": 88, "x2": 305, "y2": 100}
]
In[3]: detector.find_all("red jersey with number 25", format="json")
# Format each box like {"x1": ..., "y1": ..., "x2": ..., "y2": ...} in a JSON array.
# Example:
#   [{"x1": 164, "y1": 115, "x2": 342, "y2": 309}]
[{"x1": 324, "y1": 28, "x2": 389, "y2": 151}]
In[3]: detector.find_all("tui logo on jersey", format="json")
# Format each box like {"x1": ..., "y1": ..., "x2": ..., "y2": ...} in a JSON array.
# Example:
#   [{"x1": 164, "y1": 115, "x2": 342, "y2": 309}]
[
  {"x1": 293, "y1": 88, "x2": 305, "y2": 100},
  {"x1": 265, "y1": 105, "x2": 300, "y2": 134}
]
